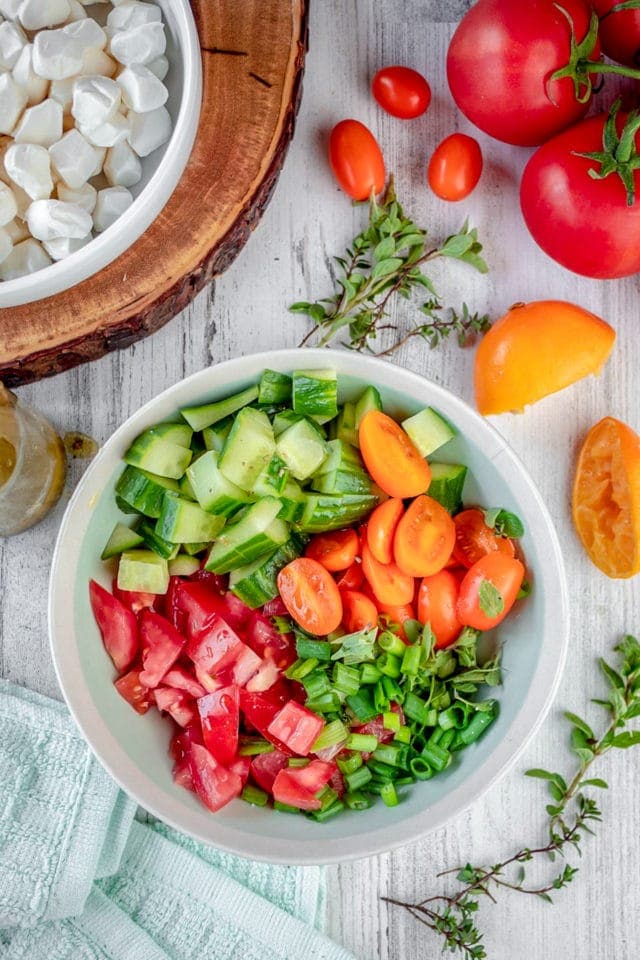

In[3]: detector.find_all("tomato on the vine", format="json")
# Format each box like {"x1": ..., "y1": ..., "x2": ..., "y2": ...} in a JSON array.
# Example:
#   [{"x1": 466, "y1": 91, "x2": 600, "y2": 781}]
[
  {"x1": 372, "y1": 66, "x2": 431, "y2": 119},
  {"x1": 427, "y1": 133, "x2": 482, "y2": 201},
  {"x1": 328, "y1": 119, "x2": 385, "y2": 200},
  {"x1": 593, "y1": 0, "x2": 640, "y2": 67}
]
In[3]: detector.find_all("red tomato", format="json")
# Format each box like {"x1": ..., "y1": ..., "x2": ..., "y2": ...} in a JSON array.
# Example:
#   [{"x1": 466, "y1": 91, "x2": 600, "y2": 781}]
[
  {"x1": 250, "y1": 749, "x2": 289, "y2": 793},
  {"x1": 170, "y1": 723, "x2": 203, "y2": 762},
  {"x1": 114, "y1": 668, "x2": 153, "y2": 714},
  {"x1": 277, "y1": 558, "x2": 343, "y2": 635},
  {"x1": 272, "y1": 760, "x2": 336, "y2": 811},
  {"x1": 457, "y1": 554, "x2": 525, "y2": 630},
  {"x1": 417, "y1": 570, "x2": 463, "y2": 649},
  {"x1": 173, "y1": 756, "x2": 195, "y2": 791},
  {"x1": 447, "y1": 0, "x2": 602, "y2": 146},
  {"x1": 229, "y1": 755, "x2": 251, "y2": 787},
  {"x1": 245, "y1": 610, "x2": 295, "y2": 668},
  {"x1": 328, "y1": 119, "x2": 385, "y2": 200},
  {"x1": 154, "y1": 687, "x2": 198, "y2": 728},
  {"x1": 138, "y1": 610, "x2": 185, "y2": 688},
  {"x1": 428, "y1": 134, "x2": 483, "y2": 202},
  {"x1": 188, "y1": 743, "x2": 242, "y2": 813},
  {"x1": 267, "y1": 701, "x2": 325, "y2": 755},
  {"x1": 176, "y1": 580, "x2": 227, "y2": 636},
  {"x1": 221, "y1": 592, "x2": 253, "y2": 631},
  {"x1": 164, "y1": 576, "x2": 187, "y2": 632},
  {"x1": 520, "y1": 108, "x2": 640, "y2": 279},
  {"x1": 239, "y1": 683, "x2": 293, "y2": 753},
  {"x1": 354, "y1": 703, "x2": 405, "y2": 747},
  {"x1": 90, "y1": 579, "x2": 138, "y2": 673},
  {"x1": 162, "y1": 665, "x2": 207, "y2": 699},
  {"x1": 198, "y1": 685, "x2": 240, "y2": 766},
  {"x1": 112, "y1": 580, "x2": 157, "y2": 614},
  {"x1": 453, "y1": 509, "x2": 516, "y2": 569},
  {"x1": 593, "y1": 0, "x2": 640, "y2": 67},
  {"x1": 305, "y1": 528, "x2": 359, "y2": 571},
  {"x1": 372, "y1": 65, "x2": 431, "y2": 119}
]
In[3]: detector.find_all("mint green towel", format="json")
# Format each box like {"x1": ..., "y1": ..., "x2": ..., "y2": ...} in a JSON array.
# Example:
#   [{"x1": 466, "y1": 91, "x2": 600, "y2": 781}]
[{"x1": 0, "y1": 681, "x2": 355, "y2": 960}]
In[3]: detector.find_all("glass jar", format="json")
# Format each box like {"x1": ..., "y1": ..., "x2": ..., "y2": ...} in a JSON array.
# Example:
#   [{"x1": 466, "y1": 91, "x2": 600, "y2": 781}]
[{"x1": 0, "y1": 384, "x2": 67, "y2": 536}]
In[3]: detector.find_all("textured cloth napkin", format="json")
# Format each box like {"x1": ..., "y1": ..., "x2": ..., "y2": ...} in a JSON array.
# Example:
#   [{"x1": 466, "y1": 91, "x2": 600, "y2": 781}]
[{"x1": 0, "y1": 681, "x2": 355, "y2": 960}]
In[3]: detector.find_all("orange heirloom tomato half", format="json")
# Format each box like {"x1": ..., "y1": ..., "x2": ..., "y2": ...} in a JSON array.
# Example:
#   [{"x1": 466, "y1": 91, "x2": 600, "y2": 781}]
[
  {"x1": 277, "y1": 558, "x2": 343, "y2": 635},
  {"x1": 341, "y1": 590, "x2": 379, "y2": 633},
  {"x1": 453, "y1": 508, "x2": 515, "y2": 569},
  {"x1": 359, "y1": 411, "x2": 431, "y2": 498},
  {"x1": 305, "y1": 528, "x2": 359, "y2": 572},
  {"x1": 474, "y1": 300, "x2": 615, "y2": 415},
  {"x1": 393, "y1": 495, "x2": 456, "y2": 578},
  {"x1": 456, "y1": 553, "x2": 525, "y2": 631},
  {"x1": 417, "y1": 570, "x2": 463, "y2": 649},
  {"x1": 367, "y1": 498, "x2": 405, "y2": 565},
  {"x1": 361, "y1": 541, "x2": 415, "y2": 606}
]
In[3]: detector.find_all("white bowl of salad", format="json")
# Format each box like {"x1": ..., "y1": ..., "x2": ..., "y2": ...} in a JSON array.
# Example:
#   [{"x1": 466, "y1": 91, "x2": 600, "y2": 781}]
[{"x1": 49, "y1": 349, "x2": 568, "y2": 863}]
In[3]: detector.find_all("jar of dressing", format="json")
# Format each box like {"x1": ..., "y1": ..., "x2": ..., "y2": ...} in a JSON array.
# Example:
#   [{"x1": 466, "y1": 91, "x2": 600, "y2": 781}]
[{"x1": 0, "y1": 384, "x2": 67, "y2": 536}]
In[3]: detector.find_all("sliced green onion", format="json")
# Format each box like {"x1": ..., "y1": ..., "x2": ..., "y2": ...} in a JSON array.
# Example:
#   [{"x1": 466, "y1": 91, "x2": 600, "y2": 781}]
[
  {"x1": 238, "y1": 738, "x2": 275, "y2": 756},
  {"x1": 333, "y1": 662, "x2": 361, "y2": 697},
  {"x1": 345, "y1": 732, "x2": 378, "y2": 752},
  {"x1": 345, "y1": 765, "x2": 373, "y2": 792},
  {"x1": 274, "y1": 801, "x2": 300, "y2": 814},
  {"x1": 381, "y1": 781, "x2": 399, "y2": 807},
  {"x1": 366, "y1": 759, "x2": 397, "y2": 781},
  {"x1": 311, "y1": 800, "x2": 345, "y2": 822},
  {"x1": 427, "y1": 726, "x2": 445, "y2": 746},
  {"x1": 401, "y1": 644, "x2": 421, "y2": 676},
  {"x1": 381, "y1": 675, "x2": 403, "y2": 702},
  {"x1": 296, "y1": 636, "x2": 332, "y2": 661},
  {"x1": 411, "y1": 732, "x2": 427, "y2": 753},
  {"x1": 439, "y1": 728, "x2": 456, "y2": 750},
  {"x1": 373, "y1": 680, "x2": 390, "y2": 713},
  {"x1": 337, "y1": 751, "x2": 363, "y2": 775},
  {"x1": 377, "y1": 652, "x2": 401, "y2": 679},
  {"x1": 421, "y1": 742, "x2": 451, "y2": 772},
  {"x1": 383, "y1": 711, "x2": 400, "y2": 733},
  {"x1": 288, "y1": 757, "x2": 311, "y2": 768},
  {"x1": 372, "y1": 743, "x2": 402, "y2": 767},
  {"x1": 395, "y1": 775, "x2": 415, "y2": 786},
  {"x1": 302, "y1": 670, "x2": 331, "y2": 699},
  {"x1": 345, "y1": 689, "x2": 377, "y2": 721},
  {"x1": 404, "y1": 692, "x2": 433, "y2": 725},
  {"x1": 378, "y1": 631, "x2": 406, "y2": 657},
  {"x1": 438, "y1": 705, "x2": 469, "y2": 731},
  {"x1": 459, "y1": 706, "x2": 498, "y2": 745},
  {"x1": 317, "y1": 785, "x2": 339, "y2": 811},
  {"x1": 311, "y1": 718, "x2": 348, "y2": 752},
  {"x1": 360, "y1": 663, "x2": 382, "y2": 685},
  {"x1": 241, "y1": 784, "x2": 269, "y2": 806},
  {"x1": 393, "y1": 725, "x2": 411, "y2": 744},
  {"x1": 409, "y1": 756, "x2": 434, "y2": 780},
  {"x1": 345, "y1": 790, "x2": 373, "y2": 810},
  {"x1": 306, "y1": 692, "x2": 341, "y2": 713},
  {"x1": 364, "y1": 778, "x2": 387, "y2": 795},
  {"x1": 285, "y1": 657, "x2": 319, "y2": 681}
]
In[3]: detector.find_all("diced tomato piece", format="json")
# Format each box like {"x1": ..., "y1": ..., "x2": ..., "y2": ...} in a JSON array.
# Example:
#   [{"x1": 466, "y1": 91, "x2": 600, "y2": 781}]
[
  {"x1": 250, "y1": 749, "x2": 289, "y2": 793},
  {"x1": 330, "y1": 767, "x2": 346, "y2": 798},
  {"x1": 197, "y1": 684, "x2": 240, "y2": 766},
  {"x1": 189, "y1": 569, "x2": 228, "y2": 594},
  {"x1": 177, "y1": 581, "x2": 228, "y2": 637},
  {"x1": 239, "y1": 684, "x2": 293, "y2": 752},
  {"x1": 261, "y1": 598, "x2": 289, "y2": 618},
  {"x1": 267, "y1": 701, "x2": 325, "y2": 756},
  {"x1": 194, "y1": 665, "x2": 222, "y2": 693},
  {"x1": 221, "y1": 592, "x2": 253, "y2": 631},
  {"x1": 173, "y1": 755, "x2": 195, "y2": 791},
  {"x1": 154, "y1": 687, "x2": 197, "y2": 727},
  {"x1": 164, "y1": 576, "x2": 187, "y2": 633},
  {"x1": 272, "y1": 760, "x2": 336, "y2": 811},
  {"x1": 138, "y1": 610, "x2": 186, "y2": 688},
  {"x1": 354, "y1": 703, "x2": 405, "y2": 747},
  {"x1": 189, "y1": 743, "x2": 242, "y2": 812},
  {"x1": 246, "y1": 611, "x2": 296, "y2": 668},
  {"x1": 315, "y1": 740, "x2": 346, "y2": 762},
  {"x1": 185, "y1": 614, "x2": 243, "y2": 675},
  {"x1": 114, "y1": 667, "x2": 152, "y2": 714},
  {"x1": 170, "y1": 723, "x2": 203, "y2": 762},
  {"x1": 229, "y1": 755, "x2": 251, "y2": 786},
  {"x1": 245, "y1": 658, "x2": 280, "y2": 692},
  {"x1": 162, "y1": 665, "x2": 207, "y2": 699},
  {"x1": 90, "y1": 579, "x2": 138, "y2": 673},
  {"x1": 231, "y1": 642, "x2": 262, "y2": 686},
  {"x1": 112, "y1": 578, "x2": 158, "y2": 615}
]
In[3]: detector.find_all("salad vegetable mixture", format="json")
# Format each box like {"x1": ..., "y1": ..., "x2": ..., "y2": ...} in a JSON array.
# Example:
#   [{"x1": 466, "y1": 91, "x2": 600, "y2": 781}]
[{"x1": 90, "y1": 369, "x2": 527, "y2": 820}]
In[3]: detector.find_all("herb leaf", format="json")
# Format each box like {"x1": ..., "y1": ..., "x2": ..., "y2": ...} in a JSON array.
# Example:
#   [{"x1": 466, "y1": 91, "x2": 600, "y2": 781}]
[
  {"x1": 478, "y1": 580, "x2": 504, "y2": 618},
  {"x1": 484, "y1": 508, "x2": 525, "y2": 539}
]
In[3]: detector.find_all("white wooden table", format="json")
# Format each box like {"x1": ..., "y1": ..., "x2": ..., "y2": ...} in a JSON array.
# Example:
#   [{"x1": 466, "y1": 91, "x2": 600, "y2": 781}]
[{"x1": 2, "y1": 2, "x2": 639, "y2": 957}]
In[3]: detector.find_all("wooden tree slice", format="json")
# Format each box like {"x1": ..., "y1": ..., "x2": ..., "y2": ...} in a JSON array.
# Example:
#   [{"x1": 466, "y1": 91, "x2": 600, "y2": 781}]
[{"x1": 0, "y1": 0, "x2": 308, "y2": 386}]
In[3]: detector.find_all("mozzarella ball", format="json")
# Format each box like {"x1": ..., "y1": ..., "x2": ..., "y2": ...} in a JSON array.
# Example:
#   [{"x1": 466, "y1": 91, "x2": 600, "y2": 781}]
[
  {"x1": 109, "y1": 20, "x2": 164, "y2": 66},
  {"x1": 63, "y1": 16, "x2": 106, "y2": 51},
  {"x1": 0, "y1": 237, "x2": 51, "y2": 279},
  {"x1": 127, "y1": 104, "x2": 170, "y2": 156},
  {"x1": 72, "y1": 75, "x2": 120, "y2": 129},
  {"x1": 4, "y1": 142, "x2": 53, "y2": 199},
  {"x1": 13, "y1": 98, "x2": 63, "y2": 147},
  {"x1": 79, "y1": 108, "x2": 128, "y2": 146},
  {"x1": 0, "y1": 1, "x2": 22, "y2": 19},
  {"x1": 0, "y1": 20, "x2": 26, "y2": 70},
  {"x1": 0, "y1": 73, "x2": 28, "y2": 135},
  {"x1": 0, "y1": 180, "x2": 18, "y2": 225},
  {"x1": 19, "y1": 0, "x2": 71, "y2": 31},
  {"x1": 0, "y1": 224, "x2": 12, "y2": 262},
  {"x1": 4, "y1": 216, "x2": 29, "y2": 242},
  {"x1": 12, "y1": 45, "x2": 50, "y2": 107},
  {"x1": 49, "y1": 76, "x2": 74, "y2": 113},
  {"x1": 49, "y1": 127, "x2": 103, "y2": 187},
  {"x1": 117, "y1": 63, "x2": 166, "y2": 112},
  {"x1": 43, "y1": 232, "x2": 89, "y2": 259},
  {"x1": 33, "y1": 28, "x2": 84, "y2": 79},
  {"x1": 27, "y1": 197, "x2": 92, "y2": 240},
  {"x1": 64, "y1": 0, "x2": 87, "y2": 21},
  {"x1": 146, "y1": 54, "x2": 168, "y2": 81},
  {"x1": 103, "y1": 137, "x2": 140, "y2": 186},
  {"x1": 92, "y1": 183, "x2": 131, "y2": 231},
  {"x1": 81, "y1": 46, "x2": 116, "y2": 77},
  {"x1": 107, "y1": 2, "x2": 161, "y2": 33},
  {"x1": 56, "y1": 177, "x2": 95, "y2": 212}
]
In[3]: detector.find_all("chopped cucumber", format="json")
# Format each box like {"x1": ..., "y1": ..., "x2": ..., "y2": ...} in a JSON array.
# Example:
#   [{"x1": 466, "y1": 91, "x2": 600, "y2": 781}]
[
  {"x1": 205, "y1": 497, "x2": 288, "y2": 574},
  {"x1": 187, "y1": 450, "x2": 251, "y2": 517},
  {"x1": 259, "y1": 369, "x2": 292, "y2": 405},
  {"x1": 178, "y1": 472, "x2": 197, "y2": 501},
  {"x1": 157, "y1": 492, "x2": 226, "y2": 543},
  {"x1": 168, "y1": 555, "x2": 201, "y2": 577},
  {"x1": 202, "y1": 416, "x2": 233, "y2": 453},
  {"x1": 277, "y1": 479, "x2": 306, "y2": 522},
  {"x1": 354, "y1": 385, "x2": 383, "y2": 429},
  {"x1": 100, "y1": 522, "x2": 143, "y2": 560},
  {"x1": 138, "y1": 518, "x2": 180, "y2": 559},
  {"x1": 311, "y1": 468, "x2": 372, "y2": 495},
  {"x1": 402, "y1": 407, "x2": 455, "y2": 457},
  {"x1": 296, "y1": 493, "x2": 377, "y2": 533},
  {"x1": 427, "y1": 463, "x2": 467, "y2": 514},
  {"x1": 252, "y1": 456, "x2": 289, "y2": 497},
  {"x1": 272, "y1": 409, "x2": 301, "y2": 437},
  {"x1": 292, "y1": 369, "x2": 338, "y2": 423},
  {"x1": 218, "y1": 407, "x2": 276, "y2": 491},
  {"x1": 124, "y1": 430, "x2": 192, "y2": 480},
  {"x1": 276, "y1": 418, "x2": 328, "y2": 481},
  {"x1": 115, "y1": 467, "x2": 179, "y2": 518},
  {"x1": 228, "y1": 537, "x2": 302, "y2": 608},
  {"x1": 117, "y1": 550, "x2": 169, "y2": 594},
  {"x1": 334, "y1": 402, "x2": 359, "y2": 448},
  {"x1": 314, "y1": 438, "x2": 363, "y2": 475},
  {"x1": 183, "y1": 541, "x2": 209, "y2": 556},
  {"x1": 180, "y1": 384, "x2": 259, "y2": 432},
  {"x1": 146, "y1": 421, "x2": 193, "y2": 449}
]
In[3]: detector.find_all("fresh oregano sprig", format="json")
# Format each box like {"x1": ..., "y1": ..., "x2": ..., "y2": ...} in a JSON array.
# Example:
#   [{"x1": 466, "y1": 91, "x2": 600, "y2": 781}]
[
  {"x1": 383, "y1": 633, "x2": 640, "y2": 960},
  {"x1": 291, "y1": 180, "x2": 490, "y2": 355}
]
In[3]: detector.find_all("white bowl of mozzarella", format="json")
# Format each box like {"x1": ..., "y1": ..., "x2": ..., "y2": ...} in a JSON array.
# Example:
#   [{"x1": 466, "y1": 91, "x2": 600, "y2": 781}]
[{"x1": 0, "y1": 0, "x2": 202, "y2": 306}]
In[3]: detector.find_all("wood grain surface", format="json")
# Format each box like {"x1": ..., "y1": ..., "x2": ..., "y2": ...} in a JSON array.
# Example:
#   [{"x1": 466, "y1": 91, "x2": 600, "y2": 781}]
[
  {"x1": 0, "y1": 0, "x2": 307, "y2": 386},
  {"x1": 1, "y1": 2, "x2": 639, "y2": 958}
]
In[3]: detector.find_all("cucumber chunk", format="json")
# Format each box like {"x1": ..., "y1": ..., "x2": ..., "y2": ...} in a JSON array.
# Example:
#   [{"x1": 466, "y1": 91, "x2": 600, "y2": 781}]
[
  {"x1": 314, "y1": 438, "x2": 364, "y2": 475},
  {"x1": 117, "y1": 550, "x2": 169, "y2": 594},
  {"x1": 277, "y1": 479, "x2": 306, "y2": 522},
  {"x1": 205, "y1": 497, "x2": 288, "y2": 574},
  {"x1": 187, "y1": 450, "x2": 251, "y2": 517},
  {"x1": 311, "y1": 468, "x2": 372, "y2": 495},
  {"x1": 334, "y1": 402, "x2": 359, "y2": 448},
  {"x1": 272, "y1": 409, "x2": 301, "y2": 437},
  {"x1": 157, "y1": 492, "x2": 226, "y2": 543},
  {"x1": 402, "y1": 407, "x2": 455, "y2": 457},
  {"x1": 146, "y1": 422, "x2": 193, "y2": 449},
  {"x1": 296, "y1": 493, "x2": 377, "y2": 533},
  {"x1": 183, "y1": 541, "x2": 209, "y2": 556},
  {"x1": 354, "y1": 386, "x2": 383, "y2": 429},
  {"x1": 178, "y1": 472, "x2": 197, "y2": 501},
  {"x1": 202, "y1": 416, "x2": 233, "y2": 453},
  {"x1": 138, "y1": 517, "x2": 181, "y2": 559},
  {"x1": 292, "y1": 369, "x2": 338, "y2": 422},
  {"x1": 124, "y1": 431, "x2": 193, "y2": 480},
  {"x1": 228, "y1": 537, "x2": 302, "y2": 608},
  {"x1": 427, "y1": 462, "x2": 467, "y2": 514},
  {"x1": 218, "y1": 407, "x2": 276, "y2": 491},
  {"x1": 276, "y1": 418, "x2": 328, "y2": 481},
  {"x1": 115, "y1": 466, "x2": 179, "y2": 518},
  {"x1": 180, "y1": 384, "x2": 259, "y2": 432},
  {"x1": 168, "y1": 555, "x2": 201, "y2": 577},
  {"x1": 252, "y1": 455, "x2": 290, "y2": 497},
  {"x1": 100, "y1": 522, "x2": 144, "y2": 560},
  {"x1": 259, "y1": 369, "x2": 292, "y2": 405}
]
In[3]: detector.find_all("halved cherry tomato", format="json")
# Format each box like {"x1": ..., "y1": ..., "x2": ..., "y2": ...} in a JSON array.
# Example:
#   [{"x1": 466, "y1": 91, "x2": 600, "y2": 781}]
[
  {"x1": 428, "y1": 133, "x2": 483, "y2": 201},
  {"x1": 335, "y1": 561, "x2": 364, "y2": 592},
  {"x1": 457, "y1": 553, "x2": 525, "y2": 630},
  {"x1": 342, "y1": 589, "x2": 379, "y2": 633},
  {"x1": 453, "y1": 508, "x2": 516, "y2": 568},
  {"x1": 394, "y1": 495, "x2": 456, "y2": 577},
  {"x1": 90, "y1": 579, "x2": 138, "y2": 673},
  {"x1": 361, "y1": 541, "x2": 414, "y2": 606},
  {"x1": 328, "y1": 119, "x2": 385, "y2": 200},
  {"x1": 417, "y1": 570, "x2": 463, "y2": 649},
  {"x1": 305, "y1": 528, "x2": 359, "y2": 572},
  {"x1": 359, "y1": 411, "x2": 431, "y2": 498},
  {"x1": 367, "y1": 498, "x2": 404, "y2": 564},
  {"x1": 277, "y1": 558, "x2": 343, "y2": 635},
  {"x1": 372, "y1": 65, "x2": 432, "y2": 119}
]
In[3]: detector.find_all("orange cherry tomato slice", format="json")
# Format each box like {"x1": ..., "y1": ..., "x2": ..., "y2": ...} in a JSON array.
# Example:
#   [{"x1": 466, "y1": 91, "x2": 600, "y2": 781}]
[
  {"x1": 361, "y1": 541, "x2": 415, "y2": 606},
  {"x1": 367, "y1": 498, "x2": 405, "y2": 565},
  {"x1": 358, "y1": 411, "x2": 432, "y2": 499},
  {"x1": 393, "y1": 495, "x2": 456, "y2": 577},
  {"x1": 305, "y1": 528, "x2": 359, "y2": 572},
  {"x1": 417, "y1": 570, "x2": 463, "y2": 649},
  {"x1": 452, "y1": 508, "x2": 516, "y2": 569},
  {"x1": 456, "y1": 554, "x2": 525, "y2": 631},
  {"x1": 341, "y1": 590, "x2": 379, "y2": 633},
  {"x1": 277, "y1": 558, "x2": 343, "y2": 636},
  {"x1": 335, "y1": 561, "x2": 364, "y2": 592}
]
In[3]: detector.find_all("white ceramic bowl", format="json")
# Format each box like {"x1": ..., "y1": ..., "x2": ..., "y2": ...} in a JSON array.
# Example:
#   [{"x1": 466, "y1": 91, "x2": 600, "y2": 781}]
[
  {"x1": 49, "y1": 350, "x2": 569, "y2": 864},
  {"x1": 0, "y1": 0, "x2": 202, "y2": 308}
]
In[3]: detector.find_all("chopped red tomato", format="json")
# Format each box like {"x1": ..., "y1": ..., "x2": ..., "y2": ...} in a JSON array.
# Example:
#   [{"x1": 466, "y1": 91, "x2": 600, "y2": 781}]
[
  {"x1": 245, "y1": 611, "x2": 295, "y2": 668},
  {"x1": 229, "y1": 755, "x2": 251, "y2": 787},
  {"x1": 170, "y1": 723, "x2": 203, "y2": 762},
  {"x1": 188, "y1": 743, "x2": 242, "y2": 812},
  {"x1": 185, "y1": 613, "x2": 243, "y2": 676},
  {"x1": 114, "y1": 668, "x2": 152, "y2": 714},
  {"x1": 250, "y1": 749, "x2": 289, "y2": 793},
  {"x1": 176, "y1": 581, "x2": 228, "y2": 636},
  {"x1": 245, "y1": 658, "x2": 280, "y2": 692},
  {"x1": 162, "y1": 665, "x2": 207, "y2": 699},
  {"x1": 90, "y1": 579, "x2": 138, "y2": 673},
  {"x1": 272, "y1": 760, "x2": 336, "y2": 810},
  {"x1": 188, "y1": 569, "x2": 228, "y2": 594},
  {"x1": 267, "y1": 701, "x2": 325, "y2": 755},
  {"x1": 239, "y1": 684, "x2": 293, "y2": 752},
  {"x1": 153, "y1": 687, "x2": 198, "y2": 728},
  {"x1": 261, "y1": 598, "x2": 289, "y2": 618},
  {"x1": 221, "y1": 592, "x2": 253, "y2": 631},
  {"x1": 138, "y1": 610, "x2": 185, "y2": 688},
  {"x1": 112, "y1": 580, "x2": 158, "y2": 615},
  {"x1": 198, "y1": 684, "x2": 240, "y2": 766},
  {"x1": 163, "y1": 576, "x2": 187, "y2": 632},
  {"x1": 173, "y1": 756, "x2": 195, "y2": 791}
]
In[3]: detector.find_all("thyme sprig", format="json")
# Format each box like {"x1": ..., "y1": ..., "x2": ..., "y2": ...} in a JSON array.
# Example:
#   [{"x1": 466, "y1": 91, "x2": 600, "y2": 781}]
[
  {"x1": 384, "y1": 633, "x2": 640, "y2": 959},
  {"x1": 291, "y1": 180, "x2": 490, "y2": 355}
]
